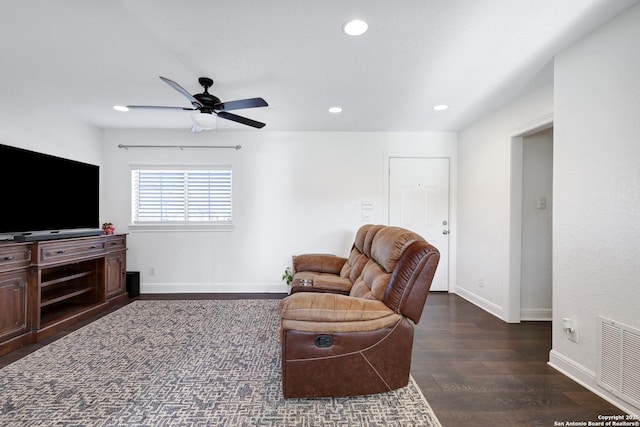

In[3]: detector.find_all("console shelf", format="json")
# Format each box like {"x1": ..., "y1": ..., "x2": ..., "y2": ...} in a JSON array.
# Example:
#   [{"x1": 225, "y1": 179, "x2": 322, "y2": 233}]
[
  {"x1": 41, "y1": 284, "x2": 95, "y2": 307},
  {"x1": 0, "y1": 234, "x2": 128, "y2": 355},
  {"x1": 40, "y1": 302, "x2": 104, "y2": 329},
  {"x1": 41, "y1": 270, "x2": 94, "y2": 288}
]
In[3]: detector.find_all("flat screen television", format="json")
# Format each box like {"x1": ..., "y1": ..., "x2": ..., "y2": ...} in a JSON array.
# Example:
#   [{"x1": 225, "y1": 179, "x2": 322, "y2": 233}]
[{"x1": 0, "y1": 143, "x2": 102, "y2": 241}]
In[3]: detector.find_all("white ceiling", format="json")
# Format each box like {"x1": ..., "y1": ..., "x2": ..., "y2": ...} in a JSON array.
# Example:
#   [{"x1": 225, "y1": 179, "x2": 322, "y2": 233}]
[{"x1": 1, "y1": 0, "x2": 637, "y2": 133}]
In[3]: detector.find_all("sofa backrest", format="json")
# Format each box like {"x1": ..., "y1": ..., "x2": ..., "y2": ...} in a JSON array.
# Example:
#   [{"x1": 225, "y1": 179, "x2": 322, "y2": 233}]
[
  {"x1": 339, "y1": 224, "x2": 384, "y2": 283},
  {"x1": 383, "y1": 240, "x2": 440, "y2": 324},
  {"x1": 363, "y1": 224, "x2": 384, "y2": 257},
  {"x1": 371, "y1": 226, "x2": 425, "y2": 273},
  {"x1": 348, "y1": 225, "x2": 440, "y2": 324}
]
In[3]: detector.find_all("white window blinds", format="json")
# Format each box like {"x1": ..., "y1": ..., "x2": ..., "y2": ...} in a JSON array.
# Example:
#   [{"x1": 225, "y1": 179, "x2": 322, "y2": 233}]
[{"x1": 132, "y1": 169, "x2": 232, "y2": 223}]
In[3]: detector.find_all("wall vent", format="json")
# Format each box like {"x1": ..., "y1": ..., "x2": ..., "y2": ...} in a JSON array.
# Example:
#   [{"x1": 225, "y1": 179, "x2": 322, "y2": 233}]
[{"x1": 597, "y1": 316, "x2": 640, "y2": 409}]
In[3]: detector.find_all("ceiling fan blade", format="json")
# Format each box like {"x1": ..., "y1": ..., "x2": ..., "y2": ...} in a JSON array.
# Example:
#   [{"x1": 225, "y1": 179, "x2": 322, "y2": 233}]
[
  {"x1": 217, "y1": 111, "x2": 266, "y2": 128},
  {"x1": 214, "y1": 97, "x2": 268, "y2": 111},
  {"x1": 159, "y1": 76, "x2": 203, "y2": 108},
  {"x1": 126, "y1": 105, "x2": 196, "y2": 111}
]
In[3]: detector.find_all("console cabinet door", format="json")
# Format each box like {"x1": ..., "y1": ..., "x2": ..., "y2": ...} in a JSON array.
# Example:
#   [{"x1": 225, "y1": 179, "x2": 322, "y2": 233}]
[
  {"x1": 0, "y1": 271, "x2": 29, "y2": 341},
  {"x1": 106, "y1": 251, "x2": 126, "y2": 298}
]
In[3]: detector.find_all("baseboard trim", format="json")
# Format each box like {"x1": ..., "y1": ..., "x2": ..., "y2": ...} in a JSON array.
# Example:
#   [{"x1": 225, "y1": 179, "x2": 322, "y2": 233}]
[
  {"x1": 141, "y1": 282, "x2": 289, "y2": 294},
  {"x1": 520, "y1": 307, "x2": 552, "y2": 321},
  {"x1": 454, "y1": 287, "x2": 504, "y2": 321},
  {"x1": 548, "y1": 349, "x2": 639, "y2": 415}
]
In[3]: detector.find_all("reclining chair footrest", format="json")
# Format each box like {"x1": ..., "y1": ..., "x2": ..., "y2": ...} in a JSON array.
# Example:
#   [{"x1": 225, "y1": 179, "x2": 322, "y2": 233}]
[{"x1": 281, "y1": 318, "x2": 414, "y2": 398}]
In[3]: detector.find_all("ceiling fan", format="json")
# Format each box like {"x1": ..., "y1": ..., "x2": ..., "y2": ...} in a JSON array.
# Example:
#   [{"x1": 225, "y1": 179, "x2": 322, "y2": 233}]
[{"x1": 125, "y1": 76, "x2": 268, "y2": 131}]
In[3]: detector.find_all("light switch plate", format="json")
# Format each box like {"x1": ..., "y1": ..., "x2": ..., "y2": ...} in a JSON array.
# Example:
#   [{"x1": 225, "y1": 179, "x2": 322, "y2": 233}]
[{"x1": 537, "y1": 196, "x2": 547, "y2": 209}]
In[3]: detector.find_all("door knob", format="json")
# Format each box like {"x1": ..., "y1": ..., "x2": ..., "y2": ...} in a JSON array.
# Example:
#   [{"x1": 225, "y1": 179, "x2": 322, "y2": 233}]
[{"x1": 442, "y1": 230, "x2": 449, "y2": 235}]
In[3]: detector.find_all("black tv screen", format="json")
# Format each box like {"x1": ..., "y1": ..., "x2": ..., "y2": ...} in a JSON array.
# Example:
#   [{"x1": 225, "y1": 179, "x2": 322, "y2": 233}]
[{"x1": 0, "y1": 143, "x2": 100, "y2": 239}]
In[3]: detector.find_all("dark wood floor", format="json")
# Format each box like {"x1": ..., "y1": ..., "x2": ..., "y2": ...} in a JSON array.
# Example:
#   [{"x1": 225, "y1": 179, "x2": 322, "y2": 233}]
[
  {"x1": 0, "y1": 292, "x2": 624, "y2": 426},
  {"x1": 414, "y1": 292, "x2": 623, "y2": 426}
]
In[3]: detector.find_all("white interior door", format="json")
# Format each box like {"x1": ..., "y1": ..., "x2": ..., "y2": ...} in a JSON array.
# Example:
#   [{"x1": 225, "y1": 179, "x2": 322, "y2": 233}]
[{"x1": 389, "y1": 157, "x2": 449, "y2": 291}]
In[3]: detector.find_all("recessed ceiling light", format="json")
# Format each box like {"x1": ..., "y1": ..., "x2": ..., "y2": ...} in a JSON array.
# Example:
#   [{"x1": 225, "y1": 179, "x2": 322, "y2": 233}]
[
  {"x1": 433, "y1": 104, "x2": 449, "y2": 111},
  {"x1": 343, "y1": 19, "x2": 368, "y2": 36},
  {"x1": 113, "y1": 105, "x2": 129, "y2": 112},
  {"x1": 329, "y1": 106, "x2": 343, "y2": 114}
]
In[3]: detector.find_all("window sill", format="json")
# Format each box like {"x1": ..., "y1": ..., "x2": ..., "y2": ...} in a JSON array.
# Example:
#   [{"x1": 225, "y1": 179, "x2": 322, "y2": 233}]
[{"x1": 129, "y1": 223, "x2": 235, "y2": 233}]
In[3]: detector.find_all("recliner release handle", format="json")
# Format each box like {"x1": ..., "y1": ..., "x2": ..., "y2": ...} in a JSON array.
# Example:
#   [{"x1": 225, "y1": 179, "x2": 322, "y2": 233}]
[{"x1": 314, "y1": 335, "x2": 334, "y2": 348}]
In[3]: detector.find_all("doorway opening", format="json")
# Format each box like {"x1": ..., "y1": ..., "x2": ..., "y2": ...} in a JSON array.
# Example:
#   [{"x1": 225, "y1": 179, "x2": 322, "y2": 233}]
[{"x1": 505, "y1": 116, "x2": 553, "y2": 323}]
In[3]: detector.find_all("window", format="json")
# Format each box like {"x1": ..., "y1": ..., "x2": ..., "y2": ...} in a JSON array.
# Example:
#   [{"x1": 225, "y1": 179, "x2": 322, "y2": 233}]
[{"x1": 131, "y1": 166, "x2": 232, "y2": 228}]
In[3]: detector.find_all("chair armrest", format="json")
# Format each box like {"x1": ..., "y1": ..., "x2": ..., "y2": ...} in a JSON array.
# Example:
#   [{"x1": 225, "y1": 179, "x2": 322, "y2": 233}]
[
  {"x1": 290, "y1": 275, "x2": 352, "y2": 295},
  {"x1": 293, "y1": 254, "x2": 347, "y2": 275}
]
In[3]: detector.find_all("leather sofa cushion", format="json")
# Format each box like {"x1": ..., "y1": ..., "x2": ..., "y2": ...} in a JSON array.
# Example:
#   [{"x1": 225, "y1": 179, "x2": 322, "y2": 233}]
[
  {"x1": 339, "y1": 248, "x2": 368, "y2": 282},
  {"x1": 339, "y1": 224, "x2": 375, "y2": 281},
  {"x1": 353, "y1": 224, "x2": 372, "y2": 253},
  {"x1": 363, "y1": 224, "x2": 385, "y2": 257},
  {"x1": 279, "y1": 293, "x2": 401, "y2": 333},
  {"x1": 281, "y1": 316, "x2": 402, "y2": 333},
  {"x1": 371, "y1": 226, "x2": 425, "y2": 273},
  {"x1": 349, "y1": 260, "x2": 392, "y2": 300}
]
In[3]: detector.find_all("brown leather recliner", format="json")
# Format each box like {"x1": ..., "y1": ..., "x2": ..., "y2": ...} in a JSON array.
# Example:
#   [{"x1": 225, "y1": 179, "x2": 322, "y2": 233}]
[{"x1": 278, "y1": 225, "x2": 440, "y2": 398}]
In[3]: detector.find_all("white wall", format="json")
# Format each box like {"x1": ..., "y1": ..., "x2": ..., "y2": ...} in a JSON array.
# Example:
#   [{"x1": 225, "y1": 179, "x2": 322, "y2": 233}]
[
  {"x1": 0, "y1": 93, "x2": 105, "y2": 224},
  {"x1": 0, "y1": 92, "x2": 103, "y2": 166},
  {"x1": 521, "y1": 128, "x2": 553, "y2": 320},
  {"x1": 549, "y1": 3, "x2": 640, "y2": 413},
  {"x1": 458, "y1": 3, "x2": 640, "y2": 413},
  {"x1": 101, "y1": 129, "x2": 456, "y2": 293},
  {"x1": 456, "y1": 84, "x2": 553, "y2": 319}
]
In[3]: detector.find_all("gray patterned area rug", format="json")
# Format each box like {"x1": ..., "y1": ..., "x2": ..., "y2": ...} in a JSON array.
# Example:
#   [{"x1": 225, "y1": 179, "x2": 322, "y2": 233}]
[{"x1": 0, "y1": 300, "x2": 441, "y2": 426}]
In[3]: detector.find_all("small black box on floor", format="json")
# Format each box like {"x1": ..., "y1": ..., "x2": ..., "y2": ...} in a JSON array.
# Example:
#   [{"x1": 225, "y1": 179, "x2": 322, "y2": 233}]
[{"x1": 126, "y1": 271, "x2": 140, "y2": 298}]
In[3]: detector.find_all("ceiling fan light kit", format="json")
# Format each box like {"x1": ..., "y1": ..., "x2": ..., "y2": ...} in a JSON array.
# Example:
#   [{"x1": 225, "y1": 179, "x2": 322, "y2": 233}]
[
  {"x1": 124, "y1": 76, "x2": 268, "y2": 131},
  {"x1": 191, "y1": 112, "x2": 217, "y2": 129}
]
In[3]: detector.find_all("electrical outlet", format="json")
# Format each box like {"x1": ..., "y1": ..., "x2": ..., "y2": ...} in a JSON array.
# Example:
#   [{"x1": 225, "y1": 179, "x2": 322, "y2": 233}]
[
  {"x1": 478, "y1": 278, "x2": 484, "y2": 287},
  {"x1": 149, "y1": 267, "x2": 156, "y2": 276},
  {"x1": 568, "y1": 330, "x2": 579, "y2": 343},
  {"x1": 563, "y1": 318, "x2": 578, "y2": 342}
]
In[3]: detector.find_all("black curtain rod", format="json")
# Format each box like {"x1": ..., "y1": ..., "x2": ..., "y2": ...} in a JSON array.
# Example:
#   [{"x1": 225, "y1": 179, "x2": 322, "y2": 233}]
[{"x1": 117, "y1": 144, "x2": 241, "y2": 150}]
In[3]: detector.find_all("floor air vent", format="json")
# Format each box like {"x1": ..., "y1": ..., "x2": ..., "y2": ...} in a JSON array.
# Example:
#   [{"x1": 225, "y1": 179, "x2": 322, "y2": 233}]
[{"x1": 597, "y1": 316, "x2": 640, "y2": 409}]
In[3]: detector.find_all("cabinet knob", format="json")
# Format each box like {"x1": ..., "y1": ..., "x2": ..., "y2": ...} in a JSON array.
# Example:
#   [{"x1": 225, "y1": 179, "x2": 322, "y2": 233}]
[{"x1": 2, "y1": 256, "x2": 15, "y2": 261}]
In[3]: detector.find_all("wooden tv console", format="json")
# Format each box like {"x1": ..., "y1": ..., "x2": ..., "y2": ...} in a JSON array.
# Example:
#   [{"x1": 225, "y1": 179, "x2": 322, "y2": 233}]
[{"x1": 0, "y1": 233, "x2": 128, "y2": 356}]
